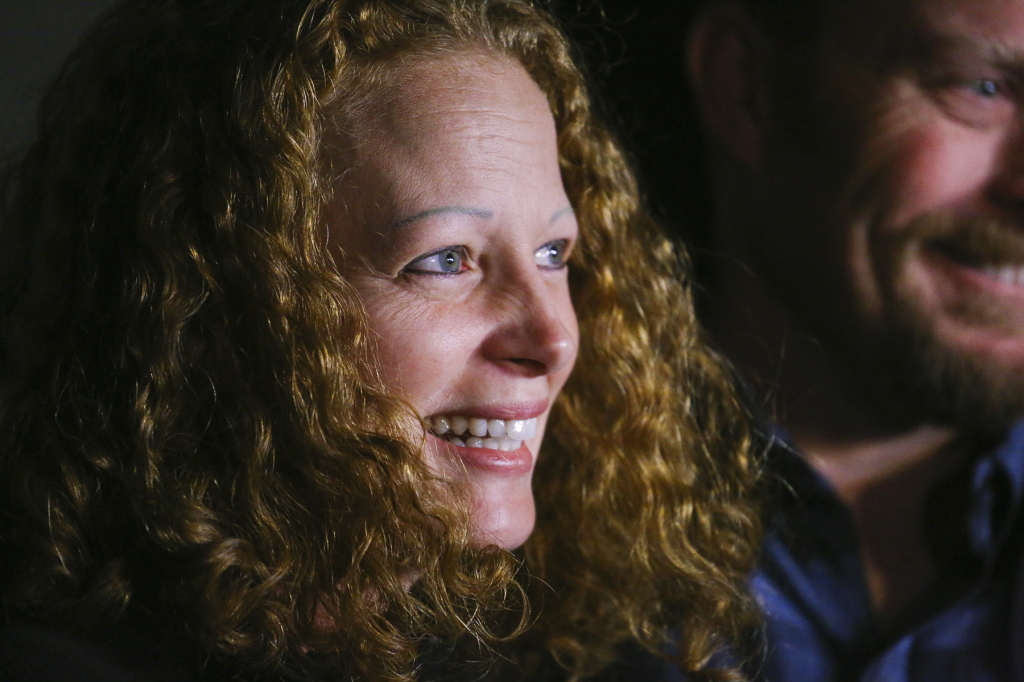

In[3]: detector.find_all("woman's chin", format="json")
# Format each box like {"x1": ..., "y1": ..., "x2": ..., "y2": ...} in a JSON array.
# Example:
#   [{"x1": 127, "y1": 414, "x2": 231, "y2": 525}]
[
  {"x1": 468, "y1": 484, "x2": 536, "y2": 550},
  {"x1": 425, "y1": 435, "x2": 538, "y2": 549}
]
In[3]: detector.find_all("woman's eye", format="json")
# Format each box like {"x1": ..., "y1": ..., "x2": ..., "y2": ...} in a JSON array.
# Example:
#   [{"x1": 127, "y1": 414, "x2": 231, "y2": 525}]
[
  {"x1": 405, "y1": 246, "x2": 468, "y2": 275},
  {"x1": 534, "y1": 239, "x2": 571, "y2": 269}
]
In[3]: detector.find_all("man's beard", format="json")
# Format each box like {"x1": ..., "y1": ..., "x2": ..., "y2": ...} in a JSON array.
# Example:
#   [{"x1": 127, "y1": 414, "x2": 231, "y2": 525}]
[
  {"x1": 868, "y1": 301, "x2": 1024, "y2": 435},
  {"x1": 854, "y1": 212, "x2": 1024, "y2": 435}
]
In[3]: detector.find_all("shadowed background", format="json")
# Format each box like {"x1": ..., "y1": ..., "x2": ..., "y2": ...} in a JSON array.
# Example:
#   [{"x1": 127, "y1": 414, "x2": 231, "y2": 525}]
[{"x1": 0, "y1": 0, "x2": 119, "y2": 159}]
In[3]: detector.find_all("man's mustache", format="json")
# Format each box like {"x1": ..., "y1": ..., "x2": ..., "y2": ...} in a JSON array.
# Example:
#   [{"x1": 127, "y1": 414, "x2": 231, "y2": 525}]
[{"x1": 895, "y1": 212, "x2": 1024, "y2": 265}]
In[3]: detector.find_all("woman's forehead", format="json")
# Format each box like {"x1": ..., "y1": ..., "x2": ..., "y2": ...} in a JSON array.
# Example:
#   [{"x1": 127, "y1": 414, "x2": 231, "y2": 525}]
[
  {"x1": 347, "y1": 52, "x2": 541, "y2": 133},
  {"x1": 327, "y1": 54, "x2": 564, "y2": 233}
]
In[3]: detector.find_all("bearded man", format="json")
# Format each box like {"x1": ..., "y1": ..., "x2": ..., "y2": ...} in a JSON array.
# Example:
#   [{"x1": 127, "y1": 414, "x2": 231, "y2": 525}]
[{"x1": 562, "y1": 0, "x2": 1024, "y2": 678}]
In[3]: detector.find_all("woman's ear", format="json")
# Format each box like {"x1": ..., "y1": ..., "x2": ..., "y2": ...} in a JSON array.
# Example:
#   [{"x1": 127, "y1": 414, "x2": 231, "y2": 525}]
[{"x1": 686, "y1": 2, "x2": 772, "y2": 168}]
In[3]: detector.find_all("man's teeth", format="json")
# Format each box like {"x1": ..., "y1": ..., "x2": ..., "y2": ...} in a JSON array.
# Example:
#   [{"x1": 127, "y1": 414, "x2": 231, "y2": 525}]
[
  {"x1": 980, "y1": 264, "x2": 1024, "y2": 286},
  {"x1": 430, "y1": 415, "x2": 537, "y2": 451}
]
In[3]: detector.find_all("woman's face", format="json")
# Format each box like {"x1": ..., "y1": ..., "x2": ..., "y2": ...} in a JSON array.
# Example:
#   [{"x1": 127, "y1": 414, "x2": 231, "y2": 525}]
[{"x1": 328, "y1": 55, "x2": 579, "y2": 549}]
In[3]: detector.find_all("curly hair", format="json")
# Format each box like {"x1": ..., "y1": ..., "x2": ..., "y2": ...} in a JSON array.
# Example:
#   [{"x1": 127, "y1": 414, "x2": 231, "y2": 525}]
[{"x1": 0, "y1": 1, "x2": 761, "y2": 680}]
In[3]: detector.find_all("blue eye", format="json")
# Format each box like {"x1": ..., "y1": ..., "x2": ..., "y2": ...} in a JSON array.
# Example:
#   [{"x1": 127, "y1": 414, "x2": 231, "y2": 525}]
[
  {"x1": 967, "y1": 78, "x2": 1000, "y2": 97},
  {"x1": 534, "y1": 239, "x2": 570, "y2": 269},
  {"x1": 406, "y1": 246, "x2": 467, "y2": 274}
]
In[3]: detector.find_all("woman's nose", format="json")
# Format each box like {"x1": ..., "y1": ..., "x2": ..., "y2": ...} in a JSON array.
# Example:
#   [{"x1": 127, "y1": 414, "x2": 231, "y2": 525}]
[{"x1": 480, "y1": 271, "x2": 577, "y2": 378}]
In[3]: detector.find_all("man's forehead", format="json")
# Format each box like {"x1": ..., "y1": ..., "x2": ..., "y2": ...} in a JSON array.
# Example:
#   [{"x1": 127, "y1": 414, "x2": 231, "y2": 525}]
[{"x1": 816, "y1": 0, "x2": 1024, "y2": 63}]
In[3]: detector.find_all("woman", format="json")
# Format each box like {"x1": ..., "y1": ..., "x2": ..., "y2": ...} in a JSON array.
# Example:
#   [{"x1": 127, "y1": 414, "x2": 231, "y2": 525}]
[{"x1": 0, "y1": 0, "x2": 761, "y2": 680}]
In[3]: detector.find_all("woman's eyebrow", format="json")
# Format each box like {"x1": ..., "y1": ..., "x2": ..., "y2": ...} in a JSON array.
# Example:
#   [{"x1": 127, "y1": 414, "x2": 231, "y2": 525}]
[
  {"x1": 389, "y1": 205, "x2": 573, "y2": 231},
  {"x1": 391, "y1": 206, "x2": 493, "y2": 230}
]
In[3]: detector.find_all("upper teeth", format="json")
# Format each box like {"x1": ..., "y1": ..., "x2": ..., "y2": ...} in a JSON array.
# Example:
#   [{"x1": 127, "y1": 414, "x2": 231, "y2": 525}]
[
  {"x1": 981, "y1": 265, "x2": 1024, "y2": 286},
  {"x1": 430, "y1": 415, "x2": 538, "y2": 450}
]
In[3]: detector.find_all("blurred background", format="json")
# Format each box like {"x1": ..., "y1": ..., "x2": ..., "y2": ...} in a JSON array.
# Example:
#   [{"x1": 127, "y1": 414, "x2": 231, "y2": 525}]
[{"x1": 0, "y1": 0, "x2": 119, "y2": 158}]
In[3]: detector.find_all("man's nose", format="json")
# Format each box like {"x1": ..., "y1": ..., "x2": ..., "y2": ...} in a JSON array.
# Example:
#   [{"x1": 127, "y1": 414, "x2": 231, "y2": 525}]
[
  {"x1": 480, "y1": 271, "x2": 577, "y2": 378},
  {"x1": 989, "y1": 124, "x2": 1024, "y2": 210}
]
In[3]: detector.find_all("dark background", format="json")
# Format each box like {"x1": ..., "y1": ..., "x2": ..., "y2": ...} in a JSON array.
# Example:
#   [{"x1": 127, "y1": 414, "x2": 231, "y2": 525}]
[
  {"x1": 554, "y1": 0, "x2": 710, "y2": 243},
  {"x1": 0, "y1": 0, "x2": 120, "y2": 159}
]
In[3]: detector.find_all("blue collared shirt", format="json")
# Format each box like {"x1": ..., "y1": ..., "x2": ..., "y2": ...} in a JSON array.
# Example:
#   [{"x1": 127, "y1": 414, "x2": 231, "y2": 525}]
[{"x1": 753, "y1": 422, "x2": 1024, "y2": 682}]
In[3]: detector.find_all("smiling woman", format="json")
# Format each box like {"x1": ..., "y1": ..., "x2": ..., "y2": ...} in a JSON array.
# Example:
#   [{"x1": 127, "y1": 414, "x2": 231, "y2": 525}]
[
  {"x1": 329, "y1": 54, "x2": 579, "y2": 551},
  {"x1": 0, "y1": 1, "x2": 761, "y2": 681}
]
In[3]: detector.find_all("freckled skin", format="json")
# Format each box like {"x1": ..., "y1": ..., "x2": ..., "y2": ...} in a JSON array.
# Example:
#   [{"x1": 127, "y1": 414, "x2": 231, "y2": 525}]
[{"x1": 327, "y1": 55, "x2": 579, "y2": 549}]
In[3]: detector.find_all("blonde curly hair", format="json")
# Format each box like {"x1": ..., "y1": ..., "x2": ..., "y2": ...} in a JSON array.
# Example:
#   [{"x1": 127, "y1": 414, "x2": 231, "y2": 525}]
[{"x1": 0, "y1": 0, "x2": 761, "y2": 680}]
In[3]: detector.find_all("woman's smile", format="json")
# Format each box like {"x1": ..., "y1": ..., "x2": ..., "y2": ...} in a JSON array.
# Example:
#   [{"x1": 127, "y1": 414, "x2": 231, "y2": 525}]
[{"x1": 429, "y1": 414, "x2": 539, "y2": 452}]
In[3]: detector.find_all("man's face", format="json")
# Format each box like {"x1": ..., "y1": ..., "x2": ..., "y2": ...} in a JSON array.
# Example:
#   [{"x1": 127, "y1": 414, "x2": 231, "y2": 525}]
[{"x1": 747, "y1": 0, "x2": 1024, "y2": 430}]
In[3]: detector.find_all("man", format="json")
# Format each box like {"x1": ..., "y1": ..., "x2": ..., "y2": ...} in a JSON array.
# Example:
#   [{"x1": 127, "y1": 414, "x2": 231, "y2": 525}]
[{"x1": 562, "y1": 0, "x2": 1024, "y2": 679}]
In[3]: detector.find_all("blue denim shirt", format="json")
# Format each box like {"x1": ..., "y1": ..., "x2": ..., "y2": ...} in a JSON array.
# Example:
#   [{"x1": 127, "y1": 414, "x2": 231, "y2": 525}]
[{"x1": 753, "y1": 422, "x2": 1024, "y2": 682}]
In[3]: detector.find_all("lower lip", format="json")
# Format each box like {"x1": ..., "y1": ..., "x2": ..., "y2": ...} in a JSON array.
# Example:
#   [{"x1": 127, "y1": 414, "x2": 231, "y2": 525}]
[{"x1": 428, "y1": 434, "x2": 534, "y2": 476}]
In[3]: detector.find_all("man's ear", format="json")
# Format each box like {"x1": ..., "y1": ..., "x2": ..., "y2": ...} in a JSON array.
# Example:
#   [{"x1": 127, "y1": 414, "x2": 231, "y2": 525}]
[{"x1": 687, "y1": 2, "x2": 772, "y2": 168}]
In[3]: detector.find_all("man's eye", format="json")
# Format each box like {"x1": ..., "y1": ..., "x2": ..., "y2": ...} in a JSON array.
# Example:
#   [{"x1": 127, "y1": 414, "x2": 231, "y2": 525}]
[
  {"x1": 534, "y1": 239, "x2": 571, "y2": 269},
  {"x1": 405, "y1": 246, "x2": 468, "y2": 274},
  {"x1": 966, "y1": 78, "x2": 1001, "y2": 98},
  {"x1": 930, "y1": 75, "x2": 1016, "y2": 128}
]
